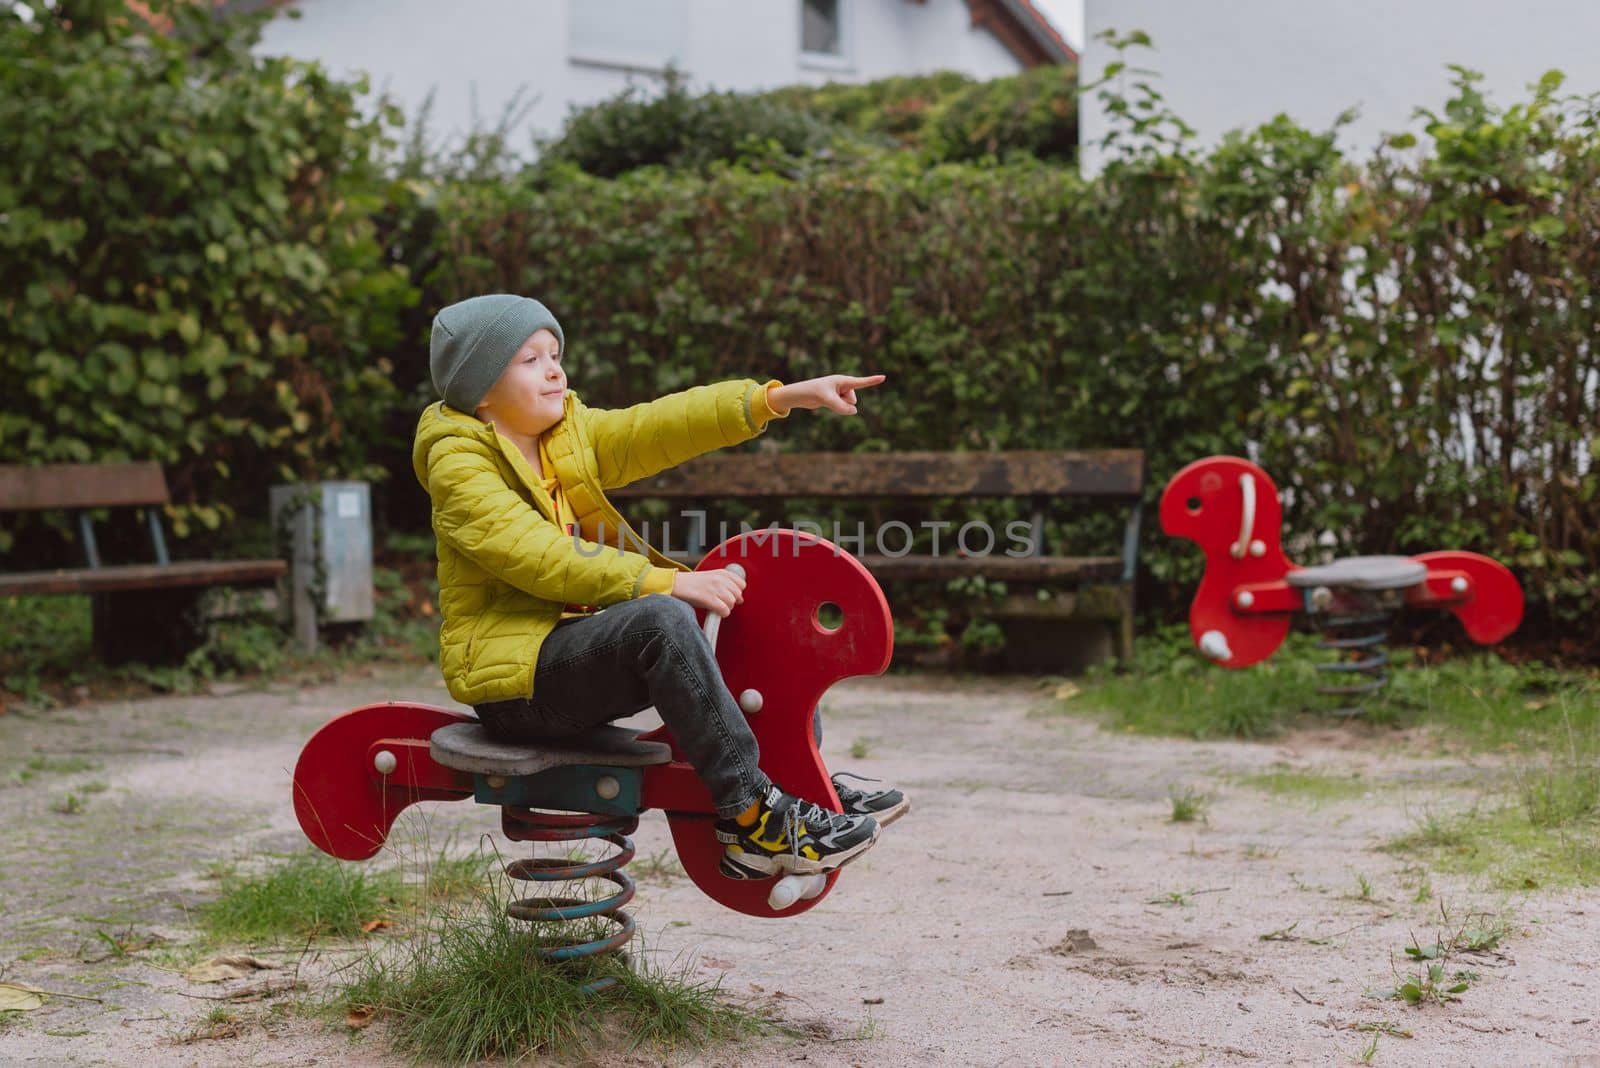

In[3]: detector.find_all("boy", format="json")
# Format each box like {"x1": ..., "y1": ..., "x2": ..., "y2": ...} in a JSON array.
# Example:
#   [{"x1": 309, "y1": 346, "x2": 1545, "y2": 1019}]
[{"x1": 413, "y1": 294, "x2": 907, "y2": 878}]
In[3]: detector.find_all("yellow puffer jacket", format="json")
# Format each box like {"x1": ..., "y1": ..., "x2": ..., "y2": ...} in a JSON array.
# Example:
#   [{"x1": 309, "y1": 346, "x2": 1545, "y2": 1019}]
[{"x1": 412, "y1": 378, "x2": 784, "y2": 707}]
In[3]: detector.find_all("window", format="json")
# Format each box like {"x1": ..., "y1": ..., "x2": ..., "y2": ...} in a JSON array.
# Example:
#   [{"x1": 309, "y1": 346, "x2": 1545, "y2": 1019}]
[
  {"x1": 801, "y1": 0, "x2": 843, "y2": 57},
  {"x1": 568, "y1": 0, "x2": 689, "y2": 73}
]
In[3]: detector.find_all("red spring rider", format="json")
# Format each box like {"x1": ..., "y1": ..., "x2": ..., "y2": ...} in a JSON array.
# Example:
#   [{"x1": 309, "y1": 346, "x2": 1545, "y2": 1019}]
[
  {"x1": 291, "y1": 529, "x2": 892, "y2": 970},
  {"x1": 1159, "y1": 456, "x2": 1523, "y2": 706}
]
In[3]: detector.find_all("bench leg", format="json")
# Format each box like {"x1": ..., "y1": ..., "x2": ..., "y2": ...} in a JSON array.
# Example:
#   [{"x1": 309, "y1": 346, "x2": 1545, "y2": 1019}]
[
  {"x1": 1118, "y1": 585, "x2": 1136, "y2": 666},
  {"x1": 92, "y1": 588, "x2": 206, "y2": 665}
]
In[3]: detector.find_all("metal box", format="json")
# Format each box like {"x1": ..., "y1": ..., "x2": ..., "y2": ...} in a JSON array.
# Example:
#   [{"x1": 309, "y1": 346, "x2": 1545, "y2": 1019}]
[{"x1": 270, "y1": 481, "x2": 374, "y2": 650}]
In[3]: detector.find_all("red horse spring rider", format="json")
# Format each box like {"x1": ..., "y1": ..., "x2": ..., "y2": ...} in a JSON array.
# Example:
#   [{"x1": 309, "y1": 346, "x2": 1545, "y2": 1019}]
[
  {"x1": 291, "y1": 529, "x2": 889, "y2": 975},
  {"x1": 1159, "y1": 456, "x2": 1523, "y2": 709}
]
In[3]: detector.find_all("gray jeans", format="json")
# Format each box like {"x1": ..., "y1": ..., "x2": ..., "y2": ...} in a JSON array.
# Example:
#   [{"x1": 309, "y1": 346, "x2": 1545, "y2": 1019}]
[{"x1": 474, "y1": 596, "x2": 774, "y2": 818}]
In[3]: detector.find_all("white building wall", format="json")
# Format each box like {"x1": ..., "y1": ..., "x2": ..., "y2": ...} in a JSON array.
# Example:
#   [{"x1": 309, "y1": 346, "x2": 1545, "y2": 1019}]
[
  {"x1": 255, "y1": 0, "x2": 1029, "y2": 154},
  {"x1": 1079, "y1": 0, "x2": 1600, "y2": 173}
]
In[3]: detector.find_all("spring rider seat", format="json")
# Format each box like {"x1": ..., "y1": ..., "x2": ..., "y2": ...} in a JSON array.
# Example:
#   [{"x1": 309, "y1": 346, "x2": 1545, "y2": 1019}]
[
  {"x1": 1160, "y1": 456, "x2": 1524, "y2": 710},
  {"x1": 290, "y1": 529, "x2": 892, "y2": 982}
]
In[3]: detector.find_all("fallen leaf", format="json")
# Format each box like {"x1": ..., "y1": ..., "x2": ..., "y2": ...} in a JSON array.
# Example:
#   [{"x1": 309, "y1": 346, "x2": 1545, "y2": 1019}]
[
  {"x1": 0, "y1": 981, "x2": 46, "y2": 1012},
  {"x1": 1054, "y1": 681, "x2": 1081, "y2": 701},
  {"x1": 184, "y1": 955, "x2": 280, "y2": 983},
  {"x1": 699, "y1": 956, "x2": 735, "y2": 970},
  {"x1": 346, "y1": 1005, "x2": 377, "y2": 1030},
  {"x1": 361, "y1": 919, "x2": 391, "y2": 933}
]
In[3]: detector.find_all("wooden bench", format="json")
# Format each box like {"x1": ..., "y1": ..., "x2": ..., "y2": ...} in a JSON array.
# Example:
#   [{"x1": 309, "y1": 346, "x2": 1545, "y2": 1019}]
[
  {"x1": 610, "y1": 450, "x2": 1145, "y2": 668},
  {"x1": 0, "y1": 462, "x2": 287, "y2": 663}
]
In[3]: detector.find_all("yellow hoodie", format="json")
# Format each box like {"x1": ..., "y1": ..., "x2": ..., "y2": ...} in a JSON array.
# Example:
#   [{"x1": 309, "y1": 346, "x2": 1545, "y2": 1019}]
[{"x1": 411, "y1": 378, "x2": 785, "y2": 706}]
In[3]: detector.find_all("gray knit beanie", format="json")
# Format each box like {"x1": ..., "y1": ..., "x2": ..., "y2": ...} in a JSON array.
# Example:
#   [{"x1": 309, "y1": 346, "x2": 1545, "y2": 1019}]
[{"x1": 429, "y1": 295, "x2": 565, "y2": 413}]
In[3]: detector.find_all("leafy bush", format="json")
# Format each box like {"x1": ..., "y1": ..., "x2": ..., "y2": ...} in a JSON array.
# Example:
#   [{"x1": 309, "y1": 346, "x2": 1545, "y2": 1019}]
[
  {"x1": 544, "y1": 64, "x2": 1079, "y2": 178},
  {"x1": 925, "y1": 64, "x2": 1079, "y2": 162},
  {"x1": 0, "y1": 0, "x2": 415, "y2": 551},
  {"x1": 537, "y1": 69, "x2": 852, "y2": 179},
  {"x1": 759, "y1": 71, "x2": 978, "y2": 146}
]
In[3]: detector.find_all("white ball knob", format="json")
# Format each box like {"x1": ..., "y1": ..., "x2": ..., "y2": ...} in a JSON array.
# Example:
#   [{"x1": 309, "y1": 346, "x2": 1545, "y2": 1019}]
[
  {"x1": 767, "y1": 873, "x2": 828, "y2": 910},
  {"x1": 1237, "y1": 591, "x2": 1255, "y2": 609},
  {"x1": 726, "y1": 563, "x2": 747, "y2": 580},
  {"x1": 373, "y1": 750, "x2": 397, "y2": 776},
  {"x1": 1198, "y1": 630, "x2": 1234, "y2": 662},
  {"x1": 1250, "y1": 539, "x2": 1266, "y2": 557},
  {"x1": 739, "y1": 688, "x2": 764, "y2": 714},
  {"x1": 595, "y1": 775, "x2": 620, "y2": 801},
  {"x1": 1451, "y1": 576, "x2": 1469, "y2": 594}
]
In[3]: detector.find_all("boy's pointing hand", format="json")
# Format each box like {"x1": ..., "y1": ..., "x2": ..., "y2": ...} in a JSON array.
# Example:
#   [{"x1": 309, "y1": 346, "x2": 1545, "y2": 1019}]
[{"x1": 767, "y1": 374, "x2": 886, "y2": 417}]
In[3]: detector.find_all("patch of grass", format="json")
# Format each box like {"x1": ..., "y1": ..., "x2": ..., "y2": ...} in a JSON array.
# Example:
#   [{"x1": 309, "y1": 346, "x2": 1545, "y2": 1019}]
[
  {"x1": 1384, "y1": 804, "x2": 1600, "y2": 890},
  {"x1": 50, "y1": 792, "x2": 85, "y2": 815},
  {"x1": 1167, "y1": 786, "x2": 1208, "y2": 823},
  {"x1": 1146, "y1": 890, "x2": 1192, "y2": 907},
  {"x1": 1355, "y1": 873, "x2": 1374, "y2": 900},
  {"x1": 1232, "y1": 768, "x2": 1372, "y2": 802},
  {"x1": 176, "y1": 1005, "x2": 244, "y2": 1044},
  {"x1": 1387, "y1": 960, "x2": 1471, "y2": 1005},
  {"x1": 1038, "y1": 625, "x2": 1324, "y2": 739},
  {"x1": 8, "y1": 754, "x2": 103, "y2": 786},
  {"x1": 1050, "y1": 623, "x2": 1600, "y2": 751},
  {"x1": 1514, "y1": 719, "x2": 1600, "y2": 829},
  {"x1": 26, "y1": 755, "x2": 101, "y2": 776},
  {"x1": 202, "y1": 852, "x2": 402, "y2": 944},
  {"x1": 632, "y1": 849, "x2": 684, "y2": 882},
  {"x1": 333, "y1": 873, "x2": 762, "y2": 1062},
  {"x1": 1385, "y1": 655, "x2": 1598, "y2": 751},
  {"x1": 1384, "y1": 902, "x2": 1511, "y2": 1007},
  {"x1": 0, "y1": 593, "x2": 93, "y2": 706},
  {"x1": 848, "y1": 737, "x2": 873, "y2": 760},
  {"x1": 1355, "y1": 1020, "x2": 1413, "y2": 1038},
  {"x1": 414, "y1": 851, "x2": 494, "y2": 903},
  {"x1": 1389, "y1": 809, "x2": 1469, "y2": 851}
]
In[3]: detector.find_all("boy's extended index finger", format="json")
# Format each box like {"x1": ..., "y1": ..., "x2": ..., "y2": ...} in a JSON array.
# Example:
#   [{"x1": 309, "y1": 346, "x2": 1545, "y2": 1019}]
[{"x1": 845, "y1": 374, "x2": 887, "y2": 388}]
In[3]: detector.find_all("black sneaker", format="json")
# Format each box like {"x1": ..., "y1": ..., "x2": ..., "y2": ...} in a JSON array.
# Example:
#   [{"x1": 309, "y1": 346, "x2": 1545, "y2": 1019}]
[
  {"x1": 714, "y1": 785, "x2": 879, "y2": 878},
  {"x1": 831, "y1": 771, "x2": 910, "y2": 827}
]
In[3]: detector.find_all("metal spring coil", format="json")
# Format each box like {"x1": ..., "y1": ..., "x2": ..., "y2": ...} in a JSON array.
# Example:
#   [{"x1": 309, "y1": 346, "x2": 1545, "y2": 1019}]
[
  {"x1": 1311, "y1": 605, "x2": 1393, "y2": 717},
  {"x1": 500, "y1": 808, "x2": 639, "y2": 994}
]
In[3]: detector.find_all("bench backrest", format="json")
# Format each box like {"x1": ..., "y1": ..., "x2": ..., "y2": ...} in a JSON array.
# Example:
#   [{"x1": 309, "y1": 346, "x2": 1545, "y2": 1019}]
[
  {"x1": 0, "y1": 462, "x2": 171, "y2": 512},
  {"x1": 610, "y1": 450, "x2": 1145, "y2": 582},
  {"x1": 609, "y1": 450, "x2": 1145, "y2": 499},
  {"x1": 0, "y1": 462, "x2": 173, "y2": 569}
]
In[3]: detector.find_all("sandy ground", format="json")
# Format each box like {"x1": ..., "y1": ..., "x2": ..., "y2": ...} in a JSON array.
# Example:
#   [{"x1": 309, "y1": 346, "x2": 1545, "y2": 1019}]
[{"x1": 0, "y1": 664, "x2": 1597, "y2": 1068}]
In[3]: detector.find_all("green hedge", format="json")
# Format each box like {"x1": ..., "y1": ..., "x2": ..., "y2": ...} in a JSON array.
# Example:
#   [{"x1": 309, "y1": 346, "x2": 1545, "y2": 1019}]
[
  {"x1": 0, "y1": 1, "x2": 413, "y2": 549},
  {"x1": 539, "y1": 64, "x2": 1079, "y2": 178},
  {"x1": 536, "y1": 69, "x2": 852, "y2": 179}
]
